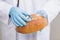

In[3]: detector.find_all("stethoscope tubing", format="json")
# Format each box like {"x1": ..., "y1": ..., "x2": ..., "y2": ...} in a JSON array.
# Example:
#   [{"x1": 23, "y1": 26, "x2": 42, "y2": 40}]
[{"x1": 17, "y1": 0, "x2": 19, "y2": 7}]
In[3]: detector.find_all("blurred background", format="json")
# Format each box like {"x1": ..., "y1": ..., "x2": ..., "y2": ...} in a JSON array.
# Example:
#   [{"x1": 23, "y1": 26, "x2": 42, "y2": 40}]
[
  {"x1": 0, "y1": 22, "x2": 2, "y2": 40},
  {"x1": 50, "y1": 13, "x2": 60, "y2": 40},
  {"x1": 0, "y1": 13, "x2": 60, "y2": 40}
]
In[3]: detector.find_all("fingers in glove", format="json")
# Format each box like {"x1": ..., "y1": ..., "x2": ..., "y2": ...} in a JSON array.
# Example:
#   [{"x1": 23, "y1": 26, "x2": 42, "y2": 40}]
[
  {"x1": 11, "y1": 17, "x2": 19, "y2": 26},
  {"x1": 19, "y1": 13, "x2": 31, "y2": 22},
  {"x1": 16, "y1": 15, "x2": 26, "y2": 26},
  {"x1": 14, "y1": 18, "x2": 23, "y2": 26}
]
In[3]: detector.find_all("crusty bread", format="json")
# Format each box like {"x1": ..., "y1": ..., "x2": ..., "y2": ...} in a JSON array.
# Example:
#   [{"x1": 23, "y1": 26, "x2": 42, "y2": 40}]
[{"x1": 16, "y1": 14, "x2": 47, "y2": 34}]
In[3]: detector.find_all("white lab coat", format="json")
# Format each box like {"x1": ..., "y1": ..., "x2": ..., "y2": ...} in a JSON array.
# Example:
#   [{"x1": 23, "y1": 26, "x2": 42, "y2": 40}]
[{"x1": 0, "y1": 0, "x2": 60, "y2": 40}]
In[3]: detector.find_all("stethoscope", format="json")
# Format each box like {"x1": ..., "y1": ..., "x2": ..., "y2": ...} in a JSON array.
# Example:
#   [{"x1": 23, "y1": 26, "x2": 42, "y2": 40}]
[
  {"x1": 17, "y1": 0, "x2": 19, "y2": 7},
  {"x1": 17, "y1": 0, "x2": 32, "y2": 20}
]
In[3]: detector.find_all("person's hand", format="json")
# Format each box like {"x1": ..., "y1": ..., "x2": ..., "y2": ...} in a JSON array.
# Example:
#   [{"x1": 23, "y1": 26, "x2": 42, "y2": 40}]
[
  {"x1": 36, "y1": 10, "x2": 48, "y2": 32},
  {"x1": 9, "y1": 7, "x2": 31, "y2": 26}
]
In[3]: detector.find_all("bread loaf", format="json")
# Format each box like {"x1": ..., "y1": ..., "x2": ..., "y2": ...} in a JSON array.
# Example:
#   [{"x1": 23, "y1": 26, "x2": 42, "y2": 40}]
[{"x1": 16, "y1": 14, "x2": 47, "y2": 34}]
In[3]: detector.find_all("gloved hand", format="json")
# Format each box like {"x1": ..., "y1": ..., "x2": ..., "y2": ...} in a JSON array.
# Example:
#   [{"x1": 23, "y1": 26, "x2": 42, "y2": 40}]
[
  {"x1": 9, "y1": 7, "x2": 31, "y2": 26},
  {"x1": 36, "y1": 10, "x2": 48, "y2": 32}
]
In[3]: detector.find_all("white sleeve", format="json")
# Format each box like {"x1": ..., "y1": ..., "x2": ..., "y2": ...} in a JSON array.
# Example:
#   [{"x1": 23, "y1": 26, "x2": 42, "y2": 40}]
[
  {"x1": 0, "y1": 1, "x2": 13, "y2": 25},
  {"x1": 42, "y1": 1, "x2": 60, "y2": 23},
  {"x1": 0, "y1": 1, "x2": 12, "y2": 15}
]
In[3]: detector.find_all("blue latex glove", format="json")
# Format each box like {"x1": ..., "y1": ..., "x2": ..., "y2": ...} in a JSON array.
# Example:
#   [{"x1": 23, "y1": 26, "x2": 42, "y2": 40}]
[
  {"x1": 9, "y1": 7, "x2": 32, "y2": 26},
  {"x1": 36, "y1": 10, "x2": 48, "y2": 32}
]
